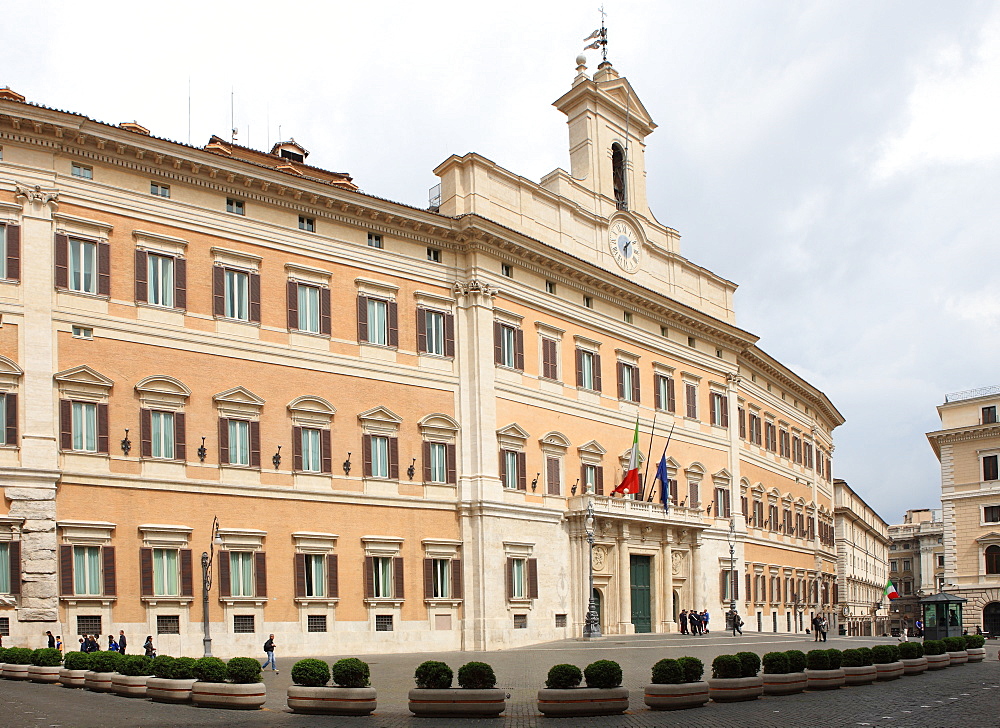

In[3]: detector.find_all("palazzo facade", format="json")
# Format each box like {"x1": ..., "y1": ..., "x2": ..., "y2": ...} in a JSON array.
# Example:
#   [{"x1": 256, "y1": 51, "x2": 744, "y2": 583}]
[{"x1": 0, "y1": 58, "x2": 842, "y2": 657}]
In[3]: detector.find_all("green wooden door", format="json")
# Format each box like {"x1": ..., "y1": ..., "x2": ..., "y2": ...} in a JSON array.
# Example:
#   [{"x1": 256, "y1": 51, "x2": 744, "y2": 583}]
[{"x1": 630, "y1": 555, "x2": 652, "y2": 633}]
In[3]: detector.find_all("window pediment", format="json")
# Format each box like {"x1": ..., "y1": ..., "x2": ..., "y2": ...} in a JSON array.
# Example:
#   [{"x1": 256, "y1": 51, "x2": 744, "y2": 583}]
[
  {"x1": 362, "y1": 536, "x2": 403, "y2": 556},
  {"x1": 355, "y1": 278, "x2": 399, "y2": 300},
  {"x1": 975, "y1": 531, "x2": 1000, "y2": 545},
  {"x1": 55, "y1": 365, "x2": 113, "y2": 401},
  {"x1": 292, "y1": 532, "x2": 338, "y2": 553},
  {"x1": 135, "y1": 376, "x2": 190, "y2": 410},
  {"x1": 53, "y1": 212, "x2": 112, "y2": 240},
  {"x1": 285, "y1": 263, "x2": 332, "y2": 285},
  {"x1": 577, "y1": 440, "x2": 606, "y2": 456},
  {"x1": 422, "y1": 539, "x2": 461, "y2": 558},
  {"x1": 216, "y1": 528, "x2": 266, "y2": 549},
  {"x1": 497, "y1": 423, "x2": 529, "y2": 450},
  {"x1": 214, "y1": 386, "x2": 265, "y2": 419},
  {"x1": 358, "y1": 406, "x2": 402, "y2": 435},
  {"x1": 0, "y1": 355, "x2": 22, "y2": 390},
  {"x1": 288, "y1": 396, "x2": 336, "y2": 427},
  {"x1": 59, "y1": 520, "x2": 115, "y2": 545},
  {"x1": 539, "y1": 431, "x2": 571, "y2": 452},
  {"x1": 419, "y1": 413, "x2": 460, "y2": 441},
  {"x1": 138, "y1": 524, "x2": 192, "y2": 548},
  {"x1": 133, "y1": 230, "x2": 188, "y2": 257},
  {"x1": 211, "y1": 246, "x2": 261, "y2": 271}
]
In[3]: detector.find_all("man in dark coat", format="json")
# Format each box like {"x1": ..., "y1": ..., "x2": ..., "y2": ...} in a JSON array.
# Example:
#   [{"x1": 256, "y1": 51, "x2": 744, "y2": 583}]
[
  {"x1": 118, "y1": 630, "x2": 127, "y2": 654},
  {"x1": 688, "y1": 609, "x2": 701, "y2": 635},
  {"x1": 46, "y1": 631, "x2": 55, "y2": 648},
  {"x1": 679, "y1": 609, "x2": 689, "y2": 634}
]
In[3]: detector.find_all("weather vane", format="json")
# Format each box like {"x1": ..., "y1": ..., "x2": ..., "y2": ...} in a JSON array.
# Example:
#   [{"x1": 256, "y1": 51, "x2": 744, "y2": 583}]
[{"x1": 583, "y1": 6, "x2": 609, "y2": 63}]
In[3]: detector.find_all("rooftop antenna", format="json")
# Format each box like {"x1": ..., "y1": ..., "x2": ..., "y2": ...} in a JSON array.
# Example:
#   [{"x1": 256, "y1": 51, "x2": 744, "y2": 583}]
[
  {"x1": 582, "y1": 6, "x2": 609, "y2": 63},
  {"x1": 187, "y1": 77, "x2": 191, "y2": 145},
  {"x1": 230, "y1": 88, "x2": 238, "y2": 144}
]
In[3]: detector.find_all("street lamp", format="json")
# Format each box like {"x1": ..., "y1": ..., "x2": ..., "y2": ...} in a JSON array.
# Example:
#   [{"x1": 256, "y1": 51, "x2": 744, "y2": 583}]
[
  {"x1": 872, "y1": 599, "x2": 882, "y2": 638},
  {"x1": 201, "y1": 516, "x2": 223, "y2": 657},
  {"x1": 583, "y1": 500, "x2": 601, "y2": 638},
  {"x1": 725, "y1": 518, "x2": 737, "y2": 613}
]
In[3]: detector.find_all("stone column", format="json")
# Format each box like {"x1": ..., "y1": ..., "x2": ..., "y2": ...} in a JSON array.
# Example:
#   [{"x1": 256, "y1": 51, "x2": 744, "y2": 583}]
[
  {"x1": 661, "y1": 533, "x2": 674, "y2": 632},
  {"x1": 690, "y1": 534, "x2": 703, "y2": 609},
  {"x1": 617, "y1": 523, "x2": 631, "y2": 635}
]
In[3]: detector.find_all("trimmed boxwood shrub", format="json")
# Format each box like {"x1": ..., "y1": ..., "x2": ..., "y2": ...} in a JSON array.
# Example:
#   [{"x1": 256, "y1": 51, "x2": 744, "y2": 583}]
[
  {"x1": 856, "y1": 647, "x2": 874, "y2": 665},
  {"x1": 965, "y1": 634, "x2": 985, "y2": 649},
  {"x1": 736, "y1": 651, "x2": 760, "y2": 678},
  {"x1": 458, "y1": 661, "x2": 496, "y2": 689},
  {"x1": 5, "y1": 647, "x2": 33, "y2": 665},
  {"x1": 170, "y1": 657, "x2": 196, "y2": 680},
  {"x1": 871, "y1": 645, "x2": 895, "y2": 664},
  {"x1": 414, "y1": 660, "x2": 453, "y2": 689},
  {"x1": 32, "y1": 648, "x2": 63, "y2": 667},
  {"x1": 922, "y1": 639, "x2": 945, "y2": 655},
  {"x1": 545, "y1": 664, "x2": 582, "y2": 689},
  {"x1": 762, "y1": 651, "x2": 790, "y2": 674},
  {"x1": 651, "y1": 658, "x2": 683, "y2": 684},
  {"x1": 331, "y1": 658, "x2": 370, "y2": 688},
  {"x1": 806, "y1": 649, "x2": 830, "y2": 670},
  {"x1": 888, "y1": 644, "x2": 901, "y2": 662},
  {"x1": 0, "y1": 647, "x2": 8, "y2": 663},
  {"x1": 89, "y1": 651, "x2": 123, "y2": 673},
  {"x1": 119, "y1": 655, "x2": 153, "y2": 677},
  {"x1": 150, "y1": 655, "x2": 174, "y2": 679},
  {"x1": 584, "y1": 660, "x2": 622, "y2": 689},
  {"x1": 291, "y1": 658, "x2": 329, "y2": 687},
  {"x1": 840, "y1": 648, "x2": 863, "y2": 668},
  {"x1": 898, "y1": 641, "x2": 923, "y2": 659},
  {"x1": 192, "y1": 656, "x2": 227, "y2": 683},
  {"x1": 825, "y1": 649, "x2": 842, "y2": 669},
  {"x1": 63, "y1": 652, "x2": 91, "y2": 671},
  {"x1": 943, "y1": 636, "x2": 966, "y2": 652},
  {"x1": 711, "y1": 654, "x2": 742, "y2": 679},
  {"x1": 227, "y1": 657, "x2": 262, "y2": 684},
  {"x1": 678, "y1": 656, "x2": 704, "y2": 683},
  {"x1": 785, "y1": 650, "x2": 807, "y2": 673}
]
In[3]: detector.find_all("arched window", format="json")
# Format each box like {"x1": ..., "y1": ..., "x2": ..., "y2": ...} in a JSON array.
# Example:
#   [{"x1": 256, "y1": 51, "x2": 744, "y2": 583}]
[
  {"x1": 986, "y1": 545, "x2": 1000, "y2": 575},
  {"x1": 612, "y1": 143, "x2": 627, "y2": 210}
]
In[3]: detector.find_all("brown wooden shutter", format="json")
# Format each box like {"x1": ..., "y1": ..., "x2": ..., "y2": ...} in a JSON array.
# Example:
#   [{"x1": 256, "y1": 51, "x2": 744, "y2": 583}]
[
  {"x1": 321, "y1": 430, "x2": 332, "y2": 474},
  {"x1": 254, "y1": 551, "x2": 267, "y2": 597},
  {"x1": 218, "y1": 550, "x2": 231, "y2": 597},
  {"x1": 97, "y1": 241, "x2": 111, "y2": 296},
  {"x1": 174, "y1": 257, "x2": 186, "y2": 310},
  {"x1": 499, "y1": 450, "x2": 506, "y2": 486},
  {"x1": 709, "y1": 394, "x2": 718, "y2": 426},
  {"x1": 450, "y1": 558, "x2": 462, "y2": 598},
  {"x1": 140, "y1": 408, "x2": 152, "y2": 458},
  {"x1": 212, "y1": 266, "x2": 225, "y2": 316},
  {"x1": 286, "y1": 280, "x2": 299, "y2": 330},
  {"x1": 596, "y1": 466, "x2": 604, "y2": 496},
  {"x1": 422, "y1": 441, "x2": 431, "y2": 482},
  {"x1": 96, "y1": 403, "x2": 109, "y2": 454},
  {"x1": 387, "y1": 300, "x2": 398, "y2": 347},
  {"x1": 102, "y1": 546, "x2": 116, "y2": 596},
  {"x1": 632, "y1": 366, "x2": 641, "y2": 403},
  {"x1": 292, "y1": 426, "x2": 303, "y2": 471},
  {"x1": 249, "y1": 420, "x2": 261, "y2": 468},
  {"x1": 54, "y1": 399, "x2": 67, "y2": 451},
  {"x1": 319, "y1": 287, "x2": 331, "y2": 336},
  {"x1": 8, "y1": 540, "x2": 20, "y2": 595},
  {"x1": 139, "y1": 547, "x2": 154, "y2": 596},
  {"x1": 546, "y1": 456, "x2": 560, "y2": 495},
  {"x1": 514, "y1": 328, "x2": 524, "y2": 370},
  {"x1": 174, "y1": 413, "x2": 186, "y2": 461},
  {"x1": 5, "y1": 224, "x2": 20, "y2": 282},
  {"x1": 59, "y1": 544, "x2": 74, "y2": 595},
  {"x1": 667, "y1": 378, "x2": 676, "y2": 412},
  {"x1": 416, "y1": 308, "x2": 427, "y2": 353},
  {"x1": 55, "y1": 233, "x2": 69, "y2": 289},
  {"x1": 393, "y1": 556, "x2": 404, "y2": 599},
  {"x1": 527, "y1": 558, "x2": 539, "y2": 599},
  {"x1": 180, "y1": 549, "x2": 193, "y2": 597},
  {"x1": 505, "y1": 558, "x2": 513, "y2": 600},
  {"x1": 248, "y1": 271, "x2": 261, "y2": 323},
  {"x1": 423, "y1": 558, "x2": 434, "y2": 598},
  {"x1": 721, "y1": 395, "x2": 729, "y2": 427},
  {"x1": 446, "y1": 443, "x2": 456, "y2": 484},
  {"x1": 593, "y1": 353, "x2": 602, "y2": 392},
  {"x1": 444, "y1": 312, "x2": 455, "y2": 357},
  {"x1": 493, "y1": 321, "x2": 503, "y2": 364},
  {"x1": 134, "y1": 250, "x2": 148, "y2": 303},
  {"x1": 617, "y1": 362, "x2": 625, "y2": 399},
  {"x1": 357, "y1": 295, "x2": 368, "y2": 342},
  {"x1": 218, "y1": 417, "x2": 229, "y2": 465},
  {"x1": 686, "y1": 383, "x2": 697, "y2": 418},
  {"x1": 575, "y1": 349, "x2": 584, "y2": 387},
  {"x1": 364, "y1": 556, "x2": 375, "y2": 598},
  {"x1": 388, "y1": 436, "x2": 399, "y2": 479},
  {"x1": 294, "y1": 552, "x2": 306, "y2": 598},
  {"x1": 5, "y1": 392, "x2": 16, "y2": 447},
  {"x1": 362, "y1": 434, "x2": 372, "y2": 477},
  {"x1": 541, "y1": 339, "x2": 554, "y2": 379},
  {"x1": 326, "y1": 554, "x2": 339, "y2": 598},
  {"x1": 517, "y1": 451, "x2": 527, "y2": 490},
  {"x1": 654, "y1": 375, "x2": 662, "y2": 410}
]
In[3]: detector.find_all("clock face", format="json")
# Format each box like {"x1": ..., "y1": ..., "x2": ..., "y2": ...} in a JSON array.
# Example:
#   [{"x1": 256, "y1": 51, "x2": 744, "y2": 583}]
[{"x1": 608, "y1": 221, "x2": 640, "y2": 273}]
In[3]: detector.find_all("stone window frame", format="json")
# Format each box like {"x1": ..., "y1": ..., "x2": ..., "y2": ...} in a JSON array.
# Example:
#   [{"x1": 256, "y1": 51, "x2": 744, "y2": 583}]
[
  {"x1": 418, "y1": 413, "x2": 459, "y2": 486},
  {"x1": 497, "y1": 423, "x2": 529, "y2": 491},
  {"x1": 421, "y1": 539, "x2": 463, "y2": 607},
  {"x1": 57, "y1": 520, "x2": 116, "y2": 604},
  {"x1": 539, "y1": 431, "x2": 570, "y2": 497},
  {"x1": 0, "y1": 356, "x2": 22, "y2": 449},
  {"x1": 292, "y1": 532, "x2": 340, "y2": 606},
  {"x1": 362, "y1": 536, "x2": 405, "y2": 606},
  {"x1": 0, "y1": 516, "x2": 23, "y2": 604},
  {"x1": 55, "y1": 365, "x2": 113, "y2": 456},
  {"x1": 137, "y1": 524, "x2": 194, "y2": 605},
  {"x1": 535, "y1": 322, "x2": 564, "y2": 383},
  {"x1": 214, "y1": 386, "x2": 265, "y2": 470},
  {"x1": 503, "y1": 541, "x2": 536, "y2": 607}
]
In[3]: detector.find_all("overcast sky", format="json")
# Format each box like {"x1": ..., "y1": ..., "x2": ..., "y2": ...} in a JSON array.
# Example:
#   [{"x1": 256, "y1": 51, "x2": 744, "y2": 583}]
[{"x1": 4, "y1": 1, "x2": 998, "y2": 523}]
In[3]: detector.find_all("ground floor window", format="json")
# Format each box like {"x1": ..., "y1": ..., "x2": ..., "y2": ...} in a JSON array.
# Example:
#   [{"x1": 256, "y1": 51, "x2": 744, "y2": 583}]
[
  {"x1": 375, "y1": 614, "x2": 393, "y2": 631},
  {"x1": 76, "y1": 615, "x2": 101, "y2": 636},
  {"x1": 513, "y1": 614, "x2": 527, "y2": 629},
  {"x1": 0, "y1": 616, "x2": 9, "y2": 636},
  {"x1": 307, "y1": 615, "x2": 328, "y2": 633},
  {"x1": 156, "y1": 615, "x2": 180, "y2": 634},
  {"x1": 233, "y1": 615, "x2": 255, "y2": 633}
]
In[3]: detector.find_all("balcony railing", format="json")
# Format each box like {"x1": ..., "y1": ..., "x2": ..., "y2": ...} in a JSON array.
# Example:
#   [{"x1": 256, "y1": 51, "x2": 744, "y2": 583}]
[
  {"x1": 945, "y1": 384, "x2": 1000, "y2": 403},
  {"x1": 570, "y1": 495, "x2": 706, "y2": 525}
]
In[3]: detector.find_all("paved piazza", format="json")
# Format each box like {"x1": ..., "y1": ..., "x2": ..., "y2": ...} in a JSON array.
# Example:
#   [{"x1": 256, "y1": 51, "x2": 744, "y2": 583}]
[{"x1": 2, "y1": 634, "x2": 998, "y2": 727}]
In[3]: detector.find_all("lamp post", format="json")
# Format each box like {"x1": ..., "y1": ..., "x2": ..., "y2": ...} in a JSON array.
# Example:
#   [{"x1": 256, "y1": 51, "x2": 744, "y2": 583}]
[
  {"x1": 583, "y1": 500, "x2": 601, "y2": 638},
  {"x1": 201, "y1": 516, "x2": 223, "y2": 657},
  {"x1": 872, "y1": 599, "x2": 882, "y2": 638},
  {"x1": 726, "y1": 517, "x2": 737, "y2": 612}
]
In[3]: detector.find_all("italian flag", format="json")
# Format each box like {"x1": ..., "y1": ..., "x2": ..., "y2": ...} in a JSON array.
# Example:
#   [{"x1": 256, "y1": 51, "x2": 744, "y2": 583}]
[
  {"x1": 613, "y1": 418, "x2": 640, "y2": 495},
  {"x1": 884, "y1": 580, "x2": 900, "y2": 600}
]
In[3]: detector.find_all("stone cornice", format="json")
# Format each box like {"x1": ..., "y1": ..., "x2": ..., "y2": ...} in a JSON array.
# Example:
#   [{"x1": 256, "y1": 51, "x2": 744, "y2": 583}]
[
  {"x1": 926, "y1": 422, "x2": 1000, "y2": 458},
  {"x1": 741, "y1": 347, "x2": 844, "y2": 430}
]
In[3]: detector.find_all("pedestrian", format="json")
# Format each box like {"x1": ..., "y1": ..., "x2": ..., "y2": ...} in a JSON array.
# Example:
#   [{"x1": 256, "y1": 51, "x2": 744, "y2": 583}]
[
  {"x1": 819, "y1": 617, "x2": 828, "y2": 642},
  {"x1": 118, "y1": 630, "x2": 127, "y2": 654},
  {"x1": 107, "y1": 635, "x2": 118, "y2": 652},
  {"x1": 46, "y1": 631, "x2": 55, "y2": 649},
  {"x1": 702, "y1": 610, "x2": 711, "y2": 634},
  {"x1": 262, "y1": 634, "x2": 277, "y2": 673},
  {"x1": 78, "y1": 637, "x2": 86, "y2": 652},
  {"x1": 56, "y1": 636, "x2": 63, "y2": 652},
  {"x1": 915, "y1": 618, "x2": 923, "y2": 637},
  {"x1": 688, "y1": 609, "x2": 700, "y2": 635},
  {"x1": 811, "y1": 615, "x2": 822, "y2": 641},
  {"x1": 143, "y1": 635, "x2": 155, "y2": 657},
  {"x1": 679, "y1": 610, "x2": 689, "y2": 634}
]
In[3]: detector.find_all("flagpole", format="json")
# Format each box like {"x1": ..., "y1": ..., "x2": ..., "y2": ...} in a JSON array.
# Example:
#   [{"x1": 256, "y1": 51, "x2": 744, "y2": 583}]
[
  {"x1": 653, "y1": 423, "x2": 676, "y2": 506},
  {"x1": 640, "y1": 411, "x2": 658, "y2": 500}
]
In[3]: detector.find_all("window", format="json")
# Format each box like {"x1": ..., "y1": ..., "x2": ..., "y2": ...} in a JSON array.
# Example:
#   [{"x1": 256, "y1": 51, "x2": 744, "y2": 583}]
[
  {"x1": 431, "y1": 558, "x2": 450, "y2": 598},
  {"x1": 367, "y1": 233, "x2": 383, "y2": 248},
  {"x1": 541, "y1": 338, "x2": 558, "y2": 380},
  {"x1": 576, "y1": 349, "x2": 601, "y2": 391},
  {"x1": 501, "y1": 449, "x2": 522, "y2": 489},
  {"x1": 721, "y1": 569, "x2": 738, "y2": 601},
  {"x1": 300, "y1": 428, "x2": 321, "y2": 472},
  {"x1": 146, "y1": 410, "x2": 174, "y2": 459},
  {"x1": 555, "y1": 614, "x2": 567, "y2": 628},
  {"x1": 501, "y1": 263, "x2": 513, "y2": 278},
  {"x1": 307, "y1": 615, "x2": 327, "y2": 632},
  {"x1": 73, "y1": 546, "x2": 102, "y2": 595},
  {"x1": 228, "y1": 419, "x2": 251, "y2": 466},
  {"x1": 288, "y1": 281, "x2": 330, "y2": 336},
  {"x1": 714, "y1": 487, "x2": 731, "y2": 518},
  {"x1": 902, "y1": 581, "x2": 912, "y2": 595},
  {"x1": 150, "y1": 182, "x2": 170, "y2": 198},
  {"x1": 418, "y1": 309, "x2": 454, "y2": 357},
  {"x1": 298, "y1": 216, "x2": 315, "y2": 232},
  {"x1": 709, "y1": 392, "x2": 728, "y2": 426},
  {"x1": 545, "y1": 280, "x2": 556, "y2": 294},
  {"x1": 983, "y1": 406, "x2": 998, "y2": 424},
  {"x1": 72, "y1": 326, "x2": 93, "y2": 340},
  {"x1": 226, "y1": 198, "x2": 245, "y2": 215},
  {"x1": 510, "y1": 558, "x2": 526, "y2": 598},
  {"x1": 152, "y1": 548, "x2": 179, "y2": 596},
  {"x1": 369, "y1": 435, "x2": 389, "y2": 478},
  {"x1": 618, "y1": 362, "x2": 639, "y2": 402},
  {"x1": 0, "y1": 542, "x2": 9, "y2": 594},
  {"x1": 768, "y1": 504, "x2": 779, "y2": 531},
  {"x1": 660, "y1": 326, "x2": 668, "y2": 337},
  {"x1": 375, "y1": 614, "x2": 393, "y2": 631},
  {"x1": 71, "y1": 402, "x2": 97, "y2": 452},
  {"x1": 937, "y1": 554, "x2": 945, "y2": 567},
  {"x1": 513, "y1": 614, "x2": 528, "y2": 629},
  {"x1": 985, "y1": 506, "x2": 1000, "y2": 523},
  {"x1": 584, "y1": 296, "x2": 593, "y2": 308},
  {"x1": 154, "y1": 615, "x2": 179, "y2": 634},
  {"x1": 427, "y1": 442, "x2": 447, "y2": 483},
  {"x1": 145, "y1": 254, "x2": 174, "y2": 308},
  {"x1": 655, "y1": 374, "x2": 675, "y2": 412},
  {"x1": 229, "y1": 552, "x2": 254, "y2": 597},
  {"x1": 687, "y1": 336, "x2": 697, "y2": 348},
  {"x1": 233, "y1": 615, "x2": 255, "y2": 633},
  {"x1": 738, "y1": 406, "x2": 746, "y2": 439},
  {"x1": 69, "y1": 238, "x2": 98, "y2": 293},
  {"x1": 804, "y1": 442, "x2": 814, "y2": 469},
  {"x1": 984, "y1": 455, "x2": 999, "y2": 482},
  {"x1": 792, "y1": 435, "x2": 802, "y2": 463},
  {"x1": 366, "y1": 298, "x2": 388, "y2": 345},
  {"x1": 76, "y1": 615, "x2": 102, "y2": 636},
  {"x1": 779, "y1": 430, "x2": 790, "y2": 458},
  {"x1": 545, "y1": 456, "x2": 561, "y2": 495},
  {"x1": 752, "y1": 500, "x2": 764, "y2": 527},
  {"x1": 685, "y1": 382, "x2": 697, "y2": 419},
  {"x1": 297, "y1": 284, "x2": 320, "y2": 333},
  {"x1": 495, "y1": 323, "x2": 522, "y2": 369},
  {"x1": 372, "y1": 556, "x2": 394, "y2": 598},
  {"x1": 304, "y1": 554, "x2": 326, "y2": 597},
  {"x1": 902, "y1": 559, "x2": 911, "y2": 571},
  {"x1": 224, "y1": 269, "x2": 249, "y2": 321},
  {"x1": 890, "y1": 560, "x2": 898, "y2": 572},
  {"x1": 612, "y1": 142, "x2": 627, "y2": 209},
  {"x1": 764, "y1": 422, "x2": 777, "y2": 452},
  {"x1": 623, "y1": 311, "x2": 633, "y2": 324},
  {"x1": 986, "y1": 545, "x2": 1000, "y2": 574},
  {"x1": 71, "y1": 163, "x2": 93, "y2": 179},
  {"x1": 582, "y1": 464, "x2": 603, "y2": 495}
]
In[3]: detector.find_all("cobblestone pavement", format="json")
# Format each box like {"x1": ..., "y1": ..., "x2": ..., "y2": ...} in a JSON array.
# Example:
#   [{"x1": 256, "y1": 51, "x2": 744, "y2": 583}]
[{"x1": 2, "y1": 633, "x2": 998, "y2": 727}]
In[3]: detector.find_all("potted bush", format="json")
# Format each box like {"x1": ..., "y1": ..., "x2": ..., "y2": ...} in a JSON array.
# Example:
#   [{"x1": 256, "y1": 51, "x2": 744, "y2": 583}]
[
  {"x1": 408, "y1": 659, "x2": 506, "y2": 717},
  {"x1": 287, "y1": 657, "x2": 377, "y2": 716},
  {"x1": 191, "y1": 656, "x2": 266, "y2": 709},
  {"x1": 59, "y1": 651, "x2": 91, "y2": 688},
  {"x1": 944, "y1": 636, "x2": 968, "y2": 665},
  {"x1": 872, "y1": 644, "x2": 903, "y2": 680},
  {"x1": 785, "y1": 650, "x2": 807, "y2": 674},
  {"x1": 147, "y1": 655, "x2": 196, "y2": 703},
  {"x1": 0, "y1": 646, "x2": 7, "y2": 672},
  {"x1": 112, "y1": 654, "x2": 153, "y2": 697},
  {"x1": 644, "y1": 656, "x2": 709, "y2": 710},
  {"x1": 964, "y1": 634, "x2": 986, "y2": 663},
  {"x1": 2, "y1": 647, "x2": 33, "y2": 680},
  {"x1": 28, "y1": 648, "x2": 63, "y2": 683},
  {"x1": 805, "y1": 649, "x2": 844, "y2": 690},
  {"x1": 922, "y1": 639, "x2": 950, "y2": 670},
  {"x1": 840, "y1": 648, "x2": 876, "y2": 686},
  {"x1": 707, "y1": 653, "x2": 763, "y2": 702},
  {"x1": 538, "y1": 660, "x2": 629, "y2": 717},
  {"x1": 85, "y1": 650, "x2": 123, "y2": 692},
  {"x1": 898, "y1": 641, "x2": 927, "y2": 675},
  {"x1": 761, "y1": 651, "x2": 806, "y2": 695}
]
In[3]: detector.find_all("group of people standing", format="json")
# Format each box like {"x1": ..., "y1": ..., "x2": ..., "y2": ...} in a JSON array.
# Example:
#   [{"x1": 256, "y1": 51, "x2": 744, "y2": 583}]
[
  {"x1": 74, "y1": 630, "x2": 156, "y2": 657},
  {"x1": 811, "y1": 614, "x2": 829, "y2": 641},
  {"x1": 678, "y1": 609, "x2": 712, "y2": 635}
]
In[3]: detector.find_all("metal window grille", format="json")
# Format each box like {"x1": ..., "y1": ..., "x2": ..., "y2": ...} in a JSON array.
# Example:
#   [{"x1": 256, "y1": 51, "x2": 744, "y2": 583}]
[
  {"x1": 233, "y1": 615, "x2": 255, "y2": 633},
  {"x1": 0, "y1": 617, "x2": 8, "y2": 636},
  {"x1": 375, "y1": 615, "x2": 394, "y2": 632},
  {"x1": 76, "y1": 615, "x2": 102, "y2": 636},
  {"x1": 513, "y1": 614, "x2": 528, "y2": 629},
  {"x1": 307, "y1": 615, "x2": 328, "y2": 633},
  {"x1": 156, "y1": 615, "x2": 180, "y2": 634},
  {"x1": 555, "y1": 614, "x2": 567, "y2": 628}
]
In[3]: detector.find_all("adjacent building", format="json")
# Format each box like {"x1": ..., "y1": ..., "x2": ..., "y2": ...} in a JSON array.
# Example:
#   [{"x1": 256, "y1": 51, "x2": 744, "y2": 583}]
[
  {"x1": 886, "y1": 508, "x2": 944, "y2": 634},
  {"x1": 0, "y1": 57, "x2": 843, "y2": 656},
  {"x1": 833, "y1": 479, "x2": 890, "y2": 635},
  {"x1": 927, "y1": 386, "x2": 1000, "y2": 636}
]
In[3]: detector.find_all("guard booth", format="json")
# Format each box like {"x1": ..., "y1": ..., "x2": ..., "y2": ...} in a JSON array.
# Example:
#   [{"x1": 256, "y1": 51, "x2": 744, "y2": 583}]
[{"x1": 920, "y1": 592, "x2": 967, "y2": 641}]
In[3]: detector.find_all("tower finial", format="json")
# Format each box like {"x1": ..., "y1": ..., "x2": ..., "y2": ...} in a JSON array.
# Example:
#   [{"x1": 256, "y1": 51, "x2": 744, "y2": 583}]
[{"x1": 582, "y1": 5, "x2": 609, "y2": 64}]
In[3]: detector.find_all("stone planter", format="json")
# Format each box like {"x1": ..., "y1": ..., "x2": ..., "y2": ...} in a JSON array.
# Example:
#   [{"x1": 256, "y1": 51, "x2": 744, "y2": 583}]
[
  {"x1": 805, "y1": 668, "x2": 845, "y2": 690},
  {"x1": 408, "y1": 688, "x2": 506, "y2": 718},
  {"x1": 191, "y1": 682, "x2": 267, "y2": 710},
  {"x1": 762, "y1": 672, "x2": 807, "y2": 695},
  {"x1": 901, "y1": 657, "x2": 928, "y2": 675},
  {"x1": 643, "y1": 681, "x2": 710, "y2": 710},
  {"x1": 146, "y1": 677, "x2": 197, "y2": 703},
  {"x1": 707, "y1": 676, "x2": 763, "y2": 703},
  {"x1": 874, "y1": 661, "x2": 904, "y2": 681},
  {"x1": 966, "y1": 647, "x2": 986, "y2": 663},
  {"x1": 288, "y1": 685, "x2": 377, "y2": 716},
  {"x1": 924, "y1": 653, "x2": 950, "y2": 670},
  {"x1": 947, "y1": 650, "x2": 968, "y2": 665},
  {"x1": 28, "y1": 665, "x2": 62, "y2": 683},
  {"x1": 537, "y1": 687, "x2": 629, "y2": 717},
  {"x1": 842, "y1": 665, "x2": 877, "y2": 686},
  {"x1": 84, "y1": 671, "x2": 116, "y2": 692},
  {"x1": 111, "y1": 674, "x2": 149, "y2": 697},
  {"x1": 58, "y1": 668, "x2": 89, "y2": 688},
  {"x1": 3, "y1": 664, "x2": 30, "y2": 680}
]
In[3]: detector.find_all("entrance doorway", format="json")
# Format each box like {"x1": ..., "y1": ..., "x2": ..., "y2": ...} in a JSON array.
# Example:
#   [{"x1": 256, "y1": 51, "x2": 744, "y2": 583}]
[
  {"x1": 984, "y1": 602, "x2": 1000, "y2": 637},
  {"x1": 672, "y1": 590, "x2": 680, "y2": 622},
  {"x1": 592, "y1": 588, "x2": 603, "y2": 628},
  {"x1": 630, "y1": 555, "x2": 652, "y2": 633}
]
